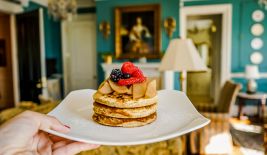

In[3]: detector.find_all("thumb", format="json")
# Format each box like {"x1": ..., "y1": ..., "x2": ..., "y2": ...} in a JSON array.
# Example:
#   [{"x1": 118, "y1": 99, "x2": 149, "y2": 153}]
[{"x1": 23, "y1": 111, "x2": 70, "y2": 133}]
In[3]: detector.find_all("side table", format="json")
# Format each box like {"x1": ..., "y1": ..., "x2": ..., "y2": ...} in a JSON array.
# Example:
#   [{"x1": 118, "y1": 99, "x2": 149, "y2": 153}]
[{"x1": 237, "y1": 92, "x2": 266, "y2": 121}]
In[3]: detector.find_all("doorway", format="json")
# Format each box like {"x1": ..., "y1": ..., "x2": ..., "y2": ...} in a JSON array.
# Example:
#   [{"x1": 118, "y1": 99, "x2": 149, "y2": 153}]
[
  {"x1": 16, "y1": 9, "x2": 46, "y2": 103},
  {"x1": 186, "y1": 14, "x2": 222, "y2": 104},
  {"x1": 62, "y1": 14, "x2": 97, "y2": 96},
  {"x1": 0, "y1": 12, "x2": 14, "y2": 109},
  {"x1": 180, "y1": 4, "x2": 232, "y2": 104}
]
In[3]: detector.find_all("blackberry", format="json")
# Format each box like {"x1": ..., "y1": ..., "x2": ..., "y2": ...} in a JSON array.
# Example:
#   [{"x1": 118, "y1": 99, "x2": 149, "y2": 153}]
[
  {"x1": 123, "y1": 73, "x2": 131, "y2": 79},
  {"x1": 110, "y1": 69, "x2": 123, "y2": 82}
]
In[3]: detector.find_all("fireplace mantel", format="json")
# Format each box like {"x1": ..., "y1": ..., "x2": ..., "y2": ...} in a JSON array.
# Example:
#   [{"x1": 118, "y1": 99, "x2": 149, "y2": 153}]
[{"x1": 101, "y1": 63, "x2": 174, "y2": 89}]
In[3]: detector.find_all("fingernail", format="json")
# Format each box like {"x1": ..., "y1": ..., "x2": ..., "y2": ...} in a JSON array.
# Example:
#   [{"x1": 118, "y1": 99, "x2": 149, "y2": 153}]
[
  {"x1": 64, "y1": 125, "x2": 71, "y2": 129},
  {"x1": 93, "y1": 144, "x2": 100, "y2": 148}
]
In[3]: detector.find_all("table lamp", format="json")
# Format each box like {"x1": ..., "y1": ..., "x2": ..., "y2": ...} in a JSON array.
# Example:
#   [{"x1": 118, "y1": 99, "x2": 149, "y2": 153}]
[
  {"x1": 245, "y1": 65, "x2": 260, "y2": 94},
  {"x1": 159, "y1": 38, "x2": 207, "y2": 93}
]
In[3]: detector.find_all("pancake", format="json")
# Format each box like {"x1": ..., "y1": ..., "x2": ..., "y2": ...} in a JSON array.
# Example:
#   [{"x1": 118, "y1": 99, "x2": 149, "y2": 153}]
[
  {"x1": 93, "y1": 102, "x2": 157, "y2": 118},
  {"x1": 93, "y1": 92, "x2": 158, "y2": 108},
  {"x1": 92, "y1": 113, "x2": 157, "y2": 128}
]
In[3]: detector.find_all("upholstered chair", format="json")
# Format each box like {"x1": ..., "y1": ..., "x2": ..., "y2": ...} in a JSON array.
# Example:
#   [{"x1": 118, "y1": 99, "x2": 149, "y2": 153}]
[{"x1": 190, "y1": 80, "x2": 242, "y2": 154}]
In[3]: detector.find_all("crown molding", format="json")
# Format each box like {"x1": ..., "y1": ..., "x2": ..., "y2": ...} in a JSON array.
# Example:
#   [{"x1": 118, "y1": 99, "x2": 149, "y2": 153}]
[
  {"x1": 31, "y1": 0, "x2": 48, "y2": 7},
  {"x1": 77, "y1": 0, "x2": 95, "y2": 8},
  {"x1": 31, "y1": 0, "x2": 96, "y2": 8},
  {"x1": 0, "y1": 1, "x2": 23, "y2": 14}
]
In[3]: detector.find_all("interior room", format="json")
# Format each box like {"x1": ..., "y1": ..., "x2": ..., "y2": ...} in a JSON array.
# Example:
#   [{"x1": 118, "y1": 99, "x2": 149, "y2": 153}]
[{"x1": 0, "y1": 0, "x2": 266, "y2": 154}]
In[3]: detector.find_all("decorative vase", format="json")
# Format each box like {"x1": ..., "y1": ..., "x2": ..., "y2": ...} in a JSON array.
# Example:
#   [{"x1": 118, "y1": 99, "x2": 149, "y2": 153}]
[
  {"x1": 105, "y1": 55, "x2": 112, "y2": 64},
  {"x1": 246, "y1": 79, "x2": 257, "y2": 94},
  {"x1": 139, "y1": 57, "x2": 147, "y2": 63}
]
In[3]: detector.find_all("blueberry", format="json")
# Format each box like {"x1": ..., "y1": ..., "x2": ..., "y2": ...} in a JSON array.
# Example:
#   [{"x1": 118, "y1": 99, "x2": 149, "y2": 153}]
[
  {"x1": 123, "y1": 73, "x2": 131, "y2": 79},
  {"x1": 111, "y1": 78, "x2": 119, "y2": 82}
]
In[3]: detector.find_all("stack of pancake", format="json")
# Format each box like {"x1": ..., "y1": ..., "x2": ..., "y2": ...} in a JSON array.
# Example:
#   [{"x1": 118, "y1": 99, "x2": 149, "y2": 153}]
[{"x1": 92, "y1": 79, "x2": 157, "y2": 128}]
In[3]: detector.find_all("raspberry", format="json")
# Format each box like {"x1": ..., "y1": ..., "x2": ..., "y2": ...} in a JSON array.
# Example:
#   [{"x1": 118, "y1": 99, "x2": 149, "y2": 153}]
[
  {"x1": 118, "y1": 77, "x2": 146, "y2": 86},
  {"x1": 131, "y1": 68, "x2": 144, "y2": 78},
  {"x1": 121, "y1": 62, "x2": 137, "y2": 74}
]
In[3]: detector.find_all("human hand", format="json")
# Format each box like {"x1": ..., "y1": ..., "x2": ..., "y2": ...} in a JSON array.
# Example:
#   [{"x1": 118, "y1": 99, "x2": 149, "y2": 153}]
[{"x1": 0, "y1": 111, "x2": 100, "y2": 155}]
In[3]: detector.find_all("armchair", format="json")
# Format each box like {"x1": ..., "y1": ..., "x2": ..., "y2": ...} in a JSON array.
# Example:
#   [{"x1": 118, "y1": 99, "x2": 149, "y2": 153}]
[{"x1": 190, "y1": 80, "x2": 242, "y2": 154}]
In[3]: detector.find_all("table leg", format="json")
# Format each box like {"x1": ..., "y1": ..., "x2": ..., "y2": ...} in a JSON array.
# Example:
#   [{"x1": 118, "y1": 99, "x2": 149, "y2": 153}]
[
  {"x1": 238, "y1": 99, "x2": 244, "y2": 119},
  {"x1": 261, "y1": 97, "x2": 266, "y2": 123},
  {"x1": 257, "y1": 100, "x2": 261, "y2": 118}
]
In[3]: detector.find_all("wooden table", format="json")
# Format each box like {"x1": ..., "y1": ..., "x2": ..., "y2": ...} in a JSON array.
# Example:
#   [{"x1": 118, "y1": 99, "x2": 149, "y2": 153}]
[{"x1": 237, "y1": 92, "x2": 267, "y2": 121}]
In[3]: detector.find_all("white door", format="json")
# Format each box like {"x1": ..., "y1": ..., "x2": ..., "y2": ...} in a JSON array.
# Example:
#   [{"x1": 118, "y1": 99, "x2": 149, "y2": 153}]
[{"x1": 62, "y1": 15, "x2": 97, "y2": 95}]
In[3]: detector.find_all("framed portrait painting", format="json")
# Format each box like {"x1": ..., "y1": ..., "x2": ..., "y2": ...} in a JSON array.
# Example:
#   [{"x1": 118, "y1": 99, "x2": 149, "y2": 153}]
[{"x1": 115, "y1": 4, "x2": 161, "y2": 59}]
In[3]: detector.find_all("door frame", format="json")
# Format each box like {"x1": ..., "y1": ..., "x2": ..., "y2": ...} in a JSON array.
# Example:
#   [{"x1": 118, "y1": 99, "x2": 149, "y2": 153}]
[
  {"x1": 61, "y1": 14, "x2": 96, "y2": 96},
  {"x1": 10, "y1": 8, "x2": 47, "y2": 106},
  {"x1": 39, "y1": 8, "x2": 48, "y2": 98},
  {"x1": 180, "y1": 4, "x2": 232, "y2": 103},
  {"x1": 10, "y1": 14, "x2": 19, "y2": 106},
  {"x1": 1, "y1": 1, "x2": 22, "y2": 106}
]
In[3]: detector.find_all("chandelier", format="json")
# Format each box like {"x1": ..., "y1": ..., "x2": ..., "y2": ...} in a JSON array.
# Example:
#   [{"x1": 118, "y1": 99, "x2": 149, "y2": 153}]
[
  {"x1": 48, "y1": 0, "x2": 77, "y2": 21},
  {"x1": 258, "y1": 0, "x2": 267, "y2": 10}
]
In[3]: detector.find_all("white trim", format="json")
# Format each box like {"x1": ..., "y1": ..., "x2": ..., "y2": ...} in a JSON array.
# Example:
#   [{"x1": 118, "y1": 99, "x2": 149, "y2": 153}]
[
  {"x1": 31, "y1": 0, "x2": 48, "y2": 7},
  {"x1": 180, "y1": 4, "x2": 232, "y2": 102},
  {"x1": 61, "y1": 21, "x2": 68, "y2": 96},
  {"x1": 39, "y1": 8, "x2": 48, "y2": 98},
  {"x1": 231, "y1": 72, "x2": 267, "y2": 78},
  {"x1": 10, "y1": 15, "x2": 20, "y2": 106},
  {"x1": 0, "y1": 1, "x2": 23, "y2": 14}
]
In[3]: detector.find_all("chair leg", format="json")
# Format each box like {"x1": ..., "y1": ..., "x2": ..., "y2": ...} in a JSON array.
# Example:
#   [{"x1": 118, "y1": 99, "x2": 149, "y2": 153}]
[
  {"x1": 190, "y1": 132, "x2": 197, "y2": 154},
  {"x1": 177, "y1": 135, "x2": 187, "y2": 155}
]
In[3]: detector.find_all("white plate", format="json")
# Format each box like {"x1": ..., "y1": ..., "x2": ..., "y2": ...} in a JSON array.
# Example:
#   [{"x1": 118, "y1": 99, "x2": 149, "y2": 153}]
[
  {"x1": 44, "y1": 89, "x2": 210, "y2": 146},
  {"x1": 252, "y1": 10, "x2": 264, "y2": 22},
  {"x1": 250, "y1": 52, "x2": 264, "y2": 65},
  {"x1": 251, "y1": 24, "x2": 264, "y2": 36},
  {"x1": 251, "y1": 38, "x2": 263, "y2": 50}
]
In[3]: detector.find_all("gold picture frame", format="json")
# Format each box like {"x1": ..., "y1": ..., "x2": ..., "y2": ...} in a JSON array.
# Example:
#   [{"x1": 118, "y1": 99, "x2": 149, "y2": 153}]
[{"x1": 115, "y1": 4, "x2": 161, "y2": 59}]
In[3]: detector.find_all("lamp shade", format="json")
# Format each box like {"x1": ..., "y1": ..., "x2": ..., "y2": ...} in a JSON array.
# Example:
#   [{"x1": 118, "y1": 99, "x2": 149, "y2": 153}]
[
  {"x1": 245, "y1": 65, "x2": 260, "y2": 79},
  {"x1": 159, "y1": 38, "x2": 207, "y2": 72}
]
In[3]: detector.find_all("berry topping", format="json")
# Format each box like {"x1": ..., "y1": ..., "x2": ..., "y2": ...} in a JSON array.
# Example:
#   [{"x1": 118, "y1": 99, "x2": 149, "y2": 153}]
[
  {"x1": 121, "y1": 62, "x2": 137, "y2": 74},
  {"x1": 118, "y1": 77, "x2": 146, "y2": 86},
  {"x1": 131, "y1": 68, "x2": 144, "y2": 78},
  {"x1": 123, "y1": 73, "x2": 131, "y2": 79},
  {"x1": 109, "y1": 62, "x2": 146, "y2": 85},
  {"x1": 110, "y1": 69, "x2": 123, "y2": 82}
]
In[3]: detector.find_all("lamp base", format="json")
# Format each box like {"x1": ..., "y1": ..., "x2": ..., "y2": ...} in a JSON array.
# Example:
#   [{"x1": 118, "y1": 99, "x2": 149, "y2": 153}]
[
  {"x1": 246, "y1": 79, "x2": 257, "y2": 94},
  {"x1": 180, "y1": 71, "x2": 187, "y2": 93}
]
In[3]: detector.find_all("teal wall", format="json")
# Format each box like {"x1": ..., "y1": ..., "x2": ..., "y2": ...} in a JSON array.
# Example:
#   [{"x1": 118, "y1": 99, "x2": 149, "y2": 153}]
[
  {"x1": 184, "y1": 0, "x2": 267, "y2": 92},
  {"x1": 24, "y1": 3, "x2": 97, "y2": 75},
  {"x1": 96, "y1": 0, "x2": 180, "y2": 88},
  {"x1": 232, "y1": 0, "x2": 267, "y2": 92},
  {"x1": 24, "y1": 2, "x2": 62, "y2": 74},
  {"x1": 184, "y1": 1, "x2": 267, "y2": 92},
  {"x1": 96, "y1": 0, "x2": 267, "y2": 92}
]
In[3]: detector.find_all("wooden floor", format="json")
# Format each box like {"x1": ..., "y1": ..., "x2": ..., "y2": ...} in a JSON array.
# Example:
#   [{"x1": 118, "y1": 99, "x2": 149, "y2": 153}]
[
  {"x1": 232, "y1": 147, "x2": 243, "y2": 155},
  {"x1": 230, "y1": 118, "x2": 265, "y2": 155}
]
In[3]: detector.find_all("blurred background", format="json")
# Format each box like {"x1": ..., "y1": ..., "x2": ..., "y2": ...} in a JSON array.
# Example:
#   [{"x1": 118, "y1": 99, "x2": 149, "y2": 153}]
[{"x1": 0, "y1": 0, "x2": 266, "y2": 154}]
